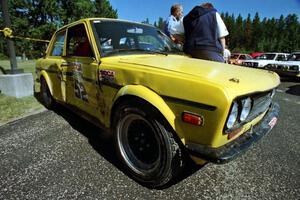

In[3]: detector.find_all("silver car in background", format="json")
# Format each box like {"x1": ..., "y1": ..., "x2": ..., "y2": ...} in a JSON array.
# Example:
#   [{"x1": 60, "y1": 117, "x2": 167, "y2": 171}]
[
  {"x1": 242, "y1": 53, "x2": 289, "y2": 68},
  {"x1": 265, "y1": 52, "x2": 300, "y2": 77}
]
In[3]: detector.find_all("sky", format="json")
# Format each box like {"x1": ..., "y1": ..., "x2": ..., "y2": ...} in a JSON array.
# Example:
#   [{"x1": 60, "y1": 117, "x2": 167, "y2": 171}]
[{"x1": 110, "y1": 0, "x2": 300, "y2": 24}]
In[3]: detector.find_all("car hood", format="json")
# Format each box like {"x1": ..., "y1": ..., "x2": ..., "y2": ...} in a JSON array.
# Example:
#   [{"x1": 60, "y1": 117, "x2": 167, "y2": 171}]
[
  {"x1": 115, "y1": 55, "x2": 280, "y2": 96},
  {"x1": 276, "y1": 61, "x2": 300, "y2": 65}
]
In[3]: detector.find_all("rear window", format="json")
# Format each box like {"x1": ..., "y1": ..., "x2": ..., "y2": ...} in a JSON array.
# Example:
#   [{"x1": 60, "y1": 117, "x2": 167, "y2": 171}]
[
  {"x1": 288, "y1": 53, "x2": 300, "y2": 61},
  {"x1": 231, "y1": 54, "x2": 239, "y2": 59}
]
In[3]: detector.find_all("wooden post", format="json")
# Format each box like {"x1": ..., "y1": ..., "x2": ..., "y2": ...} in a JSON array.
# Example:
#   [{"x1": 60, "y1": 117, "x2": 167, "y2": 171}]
[{"x1": 0, "y1": 0, "x2": 19, "y2": 74}]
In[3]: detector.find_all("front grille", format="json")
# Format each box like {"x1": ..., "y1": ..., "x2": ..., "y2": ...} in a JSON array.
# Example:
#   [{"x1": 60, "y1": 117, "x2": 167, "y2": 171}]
[
  {"x1": 247, "y1": 91, "x2": 272, "y2": 121},
  {"x1": 224, "y1": 90, "x2": 274, "y2": 134},
  {"x1": 243, "y1": 62, "x2": 258, "y2": 68},
  {"x1": 277, "y1": 65, "x2": 283, "y2": 69}
]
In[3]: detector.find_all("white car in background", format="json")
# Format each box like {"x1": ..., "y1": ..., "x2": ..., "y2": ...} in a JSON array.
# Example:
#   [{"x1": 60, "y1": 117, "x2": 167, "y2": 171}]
[
  {"x1": 242, "y1": 53, "x2": 289, "y2": 68},
  {"x1": 265, "y1": 52, "x2": 300, "y2": 77}
]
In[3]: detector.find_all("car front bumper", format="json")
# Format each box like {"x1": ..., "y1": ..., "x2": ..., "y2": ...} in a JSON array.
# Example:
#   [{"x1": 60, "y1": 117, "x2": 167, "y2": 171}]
[
  {"x1": 185, "y1": 102, "x2": 280, "y2": 164},
  {"x1": 271, "y1": 69, "x2": 300, "y2": 77}
]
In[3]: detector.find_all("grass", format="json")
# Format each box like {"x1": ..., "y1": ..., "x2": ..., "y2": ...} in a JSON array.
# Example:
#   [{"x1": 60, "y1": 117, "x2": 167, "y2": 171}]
[
  {"x1": 0, "y1": 94, "x2": 44, "y2": 125},
  {"x1": 0, "y1": 59, "x2": 36, "y2": 78},
  {"x1": 0, "y1": 60, "x2": 44, "y2": 125}
]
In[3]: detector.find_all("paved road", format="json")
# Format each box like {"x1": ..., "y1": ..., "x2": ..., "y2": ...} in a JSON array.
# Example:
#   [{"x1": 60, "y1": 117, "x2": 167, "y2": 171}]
[{"x1": 0, "y1": 80, "x2": 299, "y2": 200}]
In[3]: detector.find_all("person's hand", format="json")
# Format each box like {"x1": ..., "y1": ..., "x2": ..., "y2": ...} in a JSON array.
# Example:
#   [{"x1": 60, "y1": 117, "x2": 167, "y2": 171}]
[
  {"x1": 170, "y1": 35, "x2": 176, "y2": 42},
  {"x1": 173, "y1": 34, "x2": 185, "y2": 45}
]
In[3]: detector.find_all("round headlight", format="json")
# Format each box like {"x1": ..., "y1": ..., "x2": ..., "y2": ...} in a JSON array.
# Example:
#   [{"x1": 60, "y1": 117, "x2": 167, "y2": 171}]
[
  {"x1": 227, "y1": 101, "x2": 238, "y2": 129},
  {"x1": 240, "y1": 97, "x2": 252, "y2": 122}
]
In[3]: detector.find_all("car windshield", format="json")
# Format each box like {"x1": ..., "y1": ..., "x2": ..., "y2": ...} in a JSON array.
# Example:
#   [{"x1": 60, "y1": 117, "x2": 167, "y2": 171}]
[
  {"x1": 287, "y1": 53, "x2": 300, "y2": 61},
  {"x1": 255, "y1": 53, "x2": 276, "y2": 60},
  {"x1": 91, "y1": 20, "x2": 182, "y2": 57}
]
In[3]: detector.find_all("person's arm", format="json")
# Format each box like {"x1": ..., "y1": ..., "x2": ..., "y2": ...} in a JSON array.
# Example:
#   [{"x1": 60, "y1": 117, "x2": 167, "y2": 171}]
[
  {"x1": 220, "y1": 37, "x2": 226, "y2": 50},
  {"x1": 216, "y1": 12, "x2": 228, "y2": 50}
]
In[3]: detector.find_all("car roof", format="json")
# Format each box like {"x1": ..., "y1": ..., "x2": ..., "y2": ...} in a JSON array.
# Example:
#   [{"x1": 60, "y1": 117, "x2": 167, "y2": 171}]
[
  {"x1": 263, "y1": 52, "x2": 289, "y2": 55},
  {"x1": 57, "y1": 18, "x2": 155, "y2": 31},
  {"x1": 232, "y1": 53, "x2": 250, "y2": 55}
]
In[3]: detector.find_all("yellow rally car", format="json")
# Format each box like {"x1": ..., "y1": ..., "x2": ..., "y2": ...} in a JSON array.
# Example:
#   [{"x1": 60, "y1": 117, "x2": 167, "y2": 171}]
[{"x1": 36, "y1": 18, "x2": 280, "y2": 188}]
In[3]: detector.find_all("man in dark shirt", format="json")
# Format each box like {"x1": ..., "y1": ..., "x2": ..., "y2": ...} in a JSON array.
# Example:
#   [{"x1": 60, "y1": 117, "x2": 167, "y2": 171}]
[{"x1": 183, "y1": 3, "x2": 229, "y2": 62}]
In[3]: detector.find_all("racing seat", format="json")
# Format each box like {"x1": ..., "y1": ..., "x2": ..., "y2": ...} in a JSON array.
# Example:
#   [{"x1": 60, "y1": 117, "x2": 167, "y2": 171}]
[{"x1": 74, "y1": 39, "x2": 93, "y2": 57}]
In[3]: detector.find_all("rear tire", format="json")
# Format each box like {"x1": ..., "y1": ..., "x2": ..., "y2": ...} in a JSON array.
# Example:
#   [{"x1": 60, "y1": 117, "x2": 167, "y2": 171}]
[
  {"x1": 113, "y1": 99, "x2": 185, "y2": 188},
  {"x1": 40, "y1": 77, "x2": 54, "y2": 109}
]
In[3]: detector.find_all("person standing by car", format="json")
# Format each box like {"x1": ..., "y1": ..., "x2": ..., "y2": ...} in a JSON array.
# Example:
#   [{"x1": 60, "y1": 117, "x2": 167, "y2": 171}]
[
  {"x1": 183, "y1": 2, "x2": 229, "y2": 62},
  {"x1": 165, "y1": 4, "x2": 185, "y2": 45},
  {"x1": 223, "y1": 45, "x2": 231, "y2": 63}
]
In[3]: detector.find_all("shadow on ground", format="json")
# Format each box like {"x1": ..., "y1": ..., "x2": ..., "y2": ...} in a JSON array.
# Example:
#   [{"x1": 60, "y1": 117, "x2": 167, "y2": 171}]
[
  {"x1": 285, "y1": 84, "x2": 300, "y2": 96},
  {"x1": 280, "y1": 76, "x2": 300, "y2": 83},
  {"x1": 34, "y1": 92, "x2": 204, "y2": 189}
]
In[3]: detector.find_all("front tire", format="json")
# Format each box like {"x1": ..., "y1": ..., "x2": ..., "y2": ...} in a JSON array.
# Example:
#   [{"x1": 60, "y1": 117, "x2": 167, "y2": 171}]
[
  {"x1": 40, "y1": 77, "x2": 54, "y2": 109},
  {"x1": 114, "y1": 100, "x2": 185, "y2": 188}
]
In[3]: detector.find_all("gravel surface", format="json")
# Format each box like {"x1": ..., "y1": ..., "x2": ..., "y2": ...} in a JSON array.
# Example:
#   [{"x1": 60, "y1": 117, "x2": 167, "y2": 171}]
[{"x1": 0, "y1": 80, "x2": 299, "y2": 200}]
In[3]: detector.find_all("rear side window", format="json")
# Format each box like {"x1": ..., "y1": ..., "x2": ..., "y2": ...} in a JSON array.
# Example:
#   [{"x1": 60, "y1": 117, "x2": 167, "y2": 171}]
[
  {"x1": 50, "y1": 31, "x2": 66, "y2": 56},
  {"x1": 276, "y1": 54, "x2": 287, "y2": 61},
  {"x1": 246, "y1": 55, "x2": 252, "y2": 59},
  {"x1": 66, "y1": 24, "x2": 93, "y2": 57},
  {"x1": 240, "y1": 55, "x2": 246, "y2": 59}
]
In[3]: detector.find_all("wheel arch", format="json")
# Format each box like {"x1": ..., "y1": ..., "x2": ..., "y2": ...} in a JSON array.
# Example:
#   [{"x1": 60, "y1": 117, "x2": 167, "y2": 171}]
[
  {"x1": 110, "y1": 85, "x2": 176, "y2": 132},
  {"x1": 39, "y1": 70, "x2": 54, "y2": 96}
]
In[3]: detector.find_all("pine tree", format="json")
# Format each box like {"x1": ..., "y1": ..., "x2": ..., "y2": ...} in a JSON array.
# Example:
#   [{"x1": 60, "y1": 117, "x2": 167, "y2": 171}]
[
  {"x1": 157, "y1": 17, "x2": 165, "y2": 31},
  {"x1": 252, "y1": 12, "x2": 262, "y2": 51},
  {"x1": 0, "y1": 0, "x2": 118, "y2": 58},
  {"x1": 141, "y1": 18, "x2": 150, "y2": 24},
  {"x1": 244, "y1": 14, "x2": 253, "y2": 51}
]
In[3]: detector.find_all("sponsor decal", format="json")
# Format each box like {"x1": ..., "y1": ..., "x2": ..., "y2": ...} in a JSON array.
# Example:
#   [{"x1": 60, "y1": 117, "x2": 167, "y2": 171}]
[
  {"x1": 99, "y1": 69, "x2": 115, "y2": 83},
  {"x1": 268, "y1": 117, "x2": 277, "y2": 129},
  {"x1": 72, "y1": 62, "x2": 88, "y2": 102},
  {"x1": 72, "y1": 62, "x2": 82, "y2": 71}
]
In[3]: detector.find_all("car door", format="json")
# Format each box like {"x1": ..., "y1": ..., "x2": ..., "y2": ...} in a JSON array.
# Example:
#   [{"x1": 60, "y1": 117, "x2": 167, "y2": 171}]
[
  {"x1": 64, "y1": 23, "x2": 101, "y2": 118},
  {"x1": 44, "y1": 29, "x2": 68, "y2": 103}
]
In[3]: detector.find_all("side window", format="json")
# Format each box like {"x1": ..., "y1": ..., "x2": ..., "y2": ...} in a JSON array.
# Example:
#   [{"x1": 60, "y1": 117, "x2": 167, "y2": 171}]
[
  {"x1": 50, "y1": 31, "x2": 66, "y2": 56},
  {"x1": 276, "y1": 55, "x2": 286, "y2": 61},
  {"x1": 67, "y1": 24, "x2": 93, "y2": 57},
  {"x1": 246, "y1": 55, "x2": 252, "y2": 59},
  {"x1": 240, "y1": 55, "x2": 246, "y2": 60}
]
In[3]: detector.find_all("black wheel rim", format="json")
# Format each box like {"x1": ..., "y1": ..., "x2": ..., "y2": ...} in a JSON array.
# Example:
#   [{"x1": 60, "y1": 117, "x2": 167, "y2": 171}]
[{"x1": 117, "y1": 113, "x2": 162, "y2": 176}]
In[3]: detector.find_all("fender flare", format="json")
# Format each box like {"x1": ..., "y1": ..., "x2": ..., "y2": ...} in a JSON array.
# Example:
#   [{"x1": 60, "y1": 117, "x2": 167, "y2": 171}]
[
  {"x1": 39, "y1": 70, "x2": 54, "y2": 95},
  {"x1": 111, "y1": 85, "x2": 176, "y2": 130}
]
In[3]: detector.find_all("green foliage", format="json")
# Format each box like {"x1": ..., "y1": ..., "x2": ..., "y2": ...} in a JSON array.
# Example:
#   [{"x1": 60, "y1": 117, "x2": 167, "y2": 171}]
[
  {"x1": 156, "y1": 17, "x2": 165, "y2": 31},
  {"x1": 141, "y1": 18, "x2": 150, "y2": 24},
  {"x1": 0, "y1": 0, "x2": 118, "y2": 58},
  {"x1": 153, "y1": 17, "x2": 166, "y2": 31},
  {"x1": 94, "y1": 0, "x2": 118, "y2": 18},
  {"x1": 223, "y1": 13, "x2": 300, "y2": 53}
]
